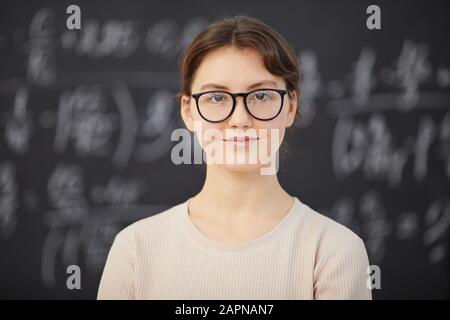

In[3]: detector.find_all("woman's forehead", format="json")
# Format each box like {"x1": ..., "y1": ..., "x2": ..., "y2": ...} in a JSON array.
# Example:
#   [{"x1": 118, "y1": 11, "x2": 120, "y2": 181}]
[
  {"x1": 197, "y1": 79, "x2": 282, "y2": 91},
  {"x1": 197, "y1": 47, "x2": 266, "y2": 73},
  {"x1": 192, "y1": 76, "x2": 286, "y2": 93},
  {"x1": 192, "y1": 47, "x2": 285, "y2": 91}
]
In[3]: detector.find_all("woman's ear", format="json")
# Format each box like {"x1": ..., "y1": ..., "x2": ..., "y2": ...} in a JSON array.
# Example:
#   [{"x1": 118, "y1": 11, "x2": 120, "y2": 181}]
[
  {"x1": 285, "y1": 91, "x2": 298, "y2": 128},
  {"x1": 180, "y1": 94, "x2": 195, "y2": 132}
]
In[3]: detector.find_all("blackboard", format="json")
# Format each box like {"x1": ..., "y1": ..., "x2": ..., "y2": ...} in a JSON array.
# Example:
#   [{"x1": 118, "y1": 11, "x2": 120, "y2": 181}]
[{"x1": 0, "y1": 0, "x2": 449, "y2": 299}]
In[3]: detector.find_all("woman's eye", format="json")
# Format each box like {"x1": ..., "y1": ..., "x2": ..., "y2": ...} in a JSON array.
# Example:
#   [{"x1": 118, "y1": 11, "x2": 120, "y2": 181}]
[
  {"x1": 208, "y1": 95, "x2": 225, "y2": 103},
  {"x1": 255, "y1": 92, "x2": 268, "y2": 100}
]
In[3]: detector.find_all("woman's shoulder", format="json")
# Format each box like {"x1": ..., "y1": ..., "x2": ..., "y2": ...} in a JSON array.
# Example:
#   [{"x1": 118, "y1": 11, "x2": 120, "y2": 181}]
[
  {"x1": 297, "y1": 199, "x2": 365, "y2": 253},
  {"x1": 296, "y1": 200, "x2": 371, "y2": 299}
]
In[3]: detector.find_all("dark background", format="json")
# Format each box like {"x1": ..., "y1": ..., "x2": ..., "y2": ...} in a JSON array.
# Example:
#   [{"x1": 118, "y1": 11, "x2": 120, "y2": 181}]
[{"x1": 0, "y1": 0, "x2": 449, "y2": 299}]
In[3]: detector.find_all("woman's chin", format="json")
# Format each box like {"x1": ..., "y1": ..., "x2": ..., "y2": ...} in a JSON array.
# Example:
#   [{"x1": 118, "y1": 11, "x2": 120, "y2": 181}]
[{"x1": 217, "y1": 162, "x2": 263, "y2": 173}]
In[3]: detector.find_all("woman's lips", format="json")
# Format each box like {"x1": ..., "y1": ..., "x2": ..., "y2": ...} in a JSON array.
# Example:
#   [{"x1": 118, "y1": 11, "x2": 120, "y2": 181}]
[{"x1": 222, "y1": 137, "x2": 259, "y2": 146}]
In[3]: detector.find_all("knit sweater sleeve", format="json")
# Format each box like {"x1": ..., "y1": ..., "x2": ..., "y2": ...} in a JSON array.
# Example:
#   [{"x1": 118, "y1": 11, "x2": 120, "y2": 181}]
[
  {"x1": 97, "y1": 229, "x2": 135, "y2": 300},
  {"x1": 313, "y1": 236, "x2": 373, "y2": 300}
]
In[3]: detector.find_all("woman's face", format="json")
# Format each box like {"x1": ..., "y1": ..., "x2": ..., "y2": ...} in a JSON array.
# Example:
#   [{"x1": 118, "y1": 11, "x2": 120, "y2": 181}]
[{"x1": 181, "y1": 46, "x2": 297, "y2": 174}]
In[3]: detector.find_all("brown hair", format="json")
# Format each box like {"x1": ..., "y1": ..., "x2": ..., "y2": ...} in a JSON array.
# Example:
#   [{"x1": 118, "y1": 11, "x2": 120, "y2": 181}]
[{"x1": 177, "y1": 14, "x2": 301, "y2": 161}]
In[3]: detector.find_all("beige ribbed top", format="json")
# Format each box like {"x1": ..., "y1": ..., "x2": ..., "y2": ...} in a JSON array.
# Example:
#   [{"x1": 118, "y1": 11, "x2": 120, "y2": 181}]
[{"x1": 97, "y1": 196, "x2": 372, "y2": 300}]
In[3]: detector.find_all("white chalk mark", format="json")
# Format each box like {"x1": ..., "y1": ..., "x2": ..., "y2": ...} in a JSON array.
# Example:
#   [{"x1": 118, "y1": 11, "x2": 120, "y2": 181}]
[{"x1": 111, "y1": 82, "x2": 138, "y2": 169}]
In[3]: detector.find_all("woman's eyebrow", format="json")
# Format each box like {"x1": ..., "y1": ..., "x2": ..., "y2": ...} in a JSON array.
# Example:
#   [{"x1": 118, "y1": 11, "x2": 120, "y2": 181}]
[{"x1": 199, "y1": 80, "x2": 279, "y2": 91}]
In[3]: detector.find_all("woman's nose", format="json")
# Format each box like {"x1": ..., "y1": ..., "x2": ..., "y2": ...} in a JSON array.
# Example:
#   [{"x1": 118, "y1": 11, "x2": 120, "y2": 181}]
[{"x1": 227, "y1": 96, "x2": 252, "y2": 127}]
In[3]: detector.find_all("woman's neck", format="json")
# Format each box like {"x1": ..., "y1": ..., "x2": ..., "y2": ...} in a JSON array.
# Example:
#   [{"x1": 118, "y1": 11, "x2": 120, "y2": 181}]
[{"x1": 190, "y1": 164, "x2": 293, "y2": 223}]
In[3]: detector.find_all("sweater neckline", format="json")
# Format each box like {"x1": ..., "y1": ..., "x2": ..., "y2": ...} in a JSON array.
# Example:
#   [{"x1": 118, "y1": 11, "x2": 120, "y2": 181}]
[{"x1": 177, "y1": 196, "x2": 302, "y2": 253}]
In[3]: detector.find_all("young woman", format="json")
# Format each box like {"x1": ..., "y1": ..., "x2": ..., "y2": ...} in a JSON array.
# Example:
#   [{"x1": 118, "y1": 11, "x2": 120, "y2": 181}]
[{"x1": 97, "y1": 15, "x2": 372, "y2": 300}]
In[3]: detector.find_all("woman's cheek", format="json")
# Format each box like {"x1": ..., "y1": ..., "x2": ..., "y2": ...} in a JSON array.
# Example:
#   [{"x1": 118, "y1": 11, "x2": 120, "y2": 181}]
[
  {"x1": 195, "y1": 121, "x2": 222, "y2": 148},
  {"x1": 260, "y1": 120, "x2": 286, "y2": 152}
]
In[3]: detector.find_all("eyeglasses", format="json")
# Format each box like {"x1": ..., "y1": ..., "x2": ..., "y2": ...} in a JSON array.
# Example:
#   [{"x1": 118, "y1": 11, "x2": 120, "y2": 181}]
[{"x1": 191, "y1": 88, "x2": 288, "y2": 123}]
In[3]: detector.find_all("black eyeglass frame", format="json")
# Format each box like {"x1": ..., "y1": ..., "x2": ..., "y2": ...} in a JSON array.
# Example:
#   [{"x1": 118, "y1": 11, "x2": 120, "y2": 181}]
[{"x1": 190, "y1": 88, "x2": 289, "y2": 123}]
